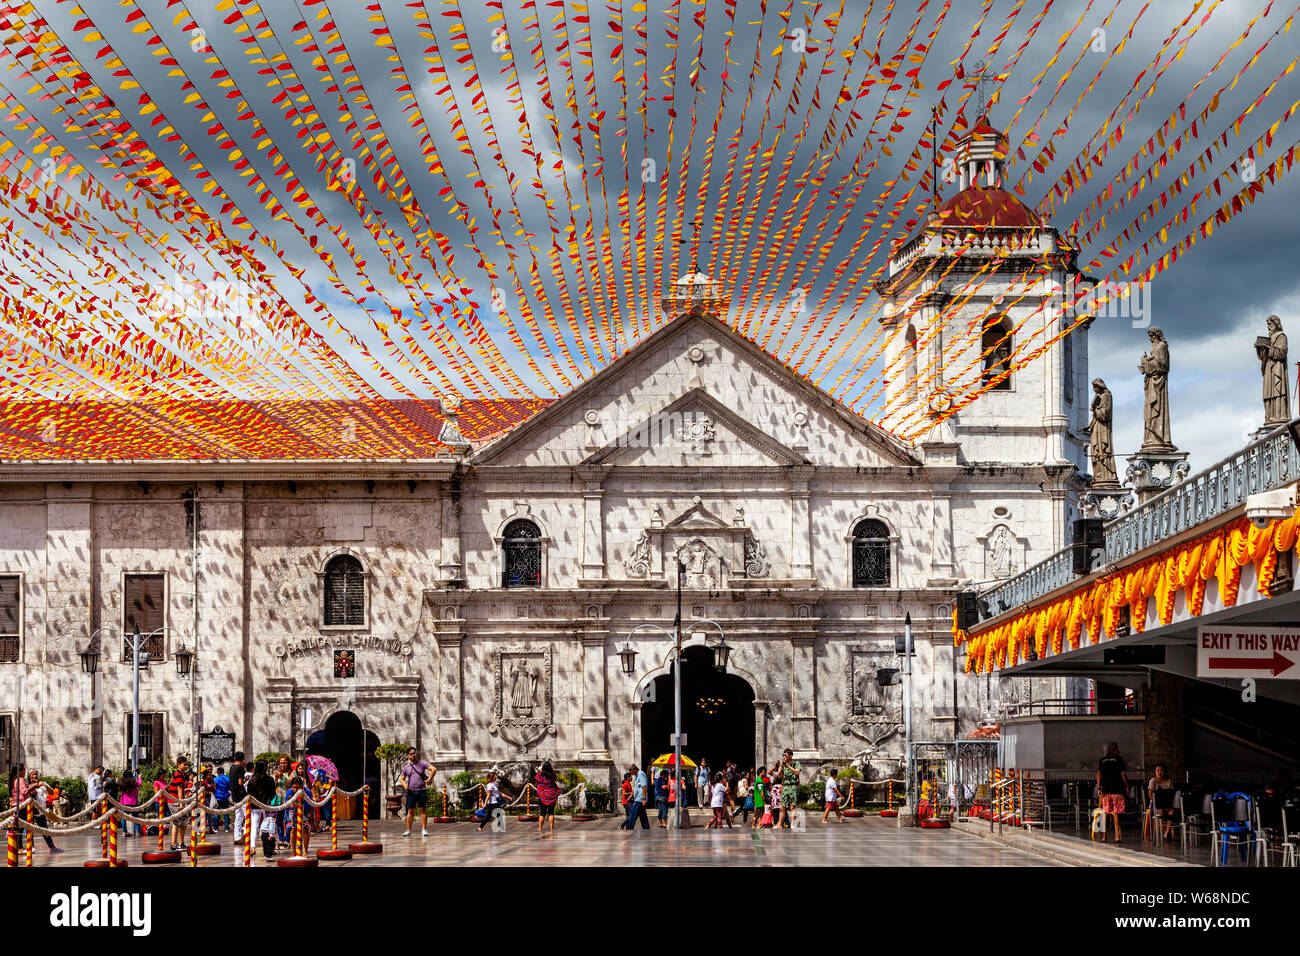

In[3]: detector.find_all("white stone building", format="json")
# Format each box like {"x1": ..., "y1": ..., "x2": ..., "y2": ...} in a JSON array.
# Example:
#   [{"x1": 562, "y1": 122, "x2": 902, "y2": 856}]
[{"x1": 0, "y1": 120, "x2": 1092, "y2": 791}]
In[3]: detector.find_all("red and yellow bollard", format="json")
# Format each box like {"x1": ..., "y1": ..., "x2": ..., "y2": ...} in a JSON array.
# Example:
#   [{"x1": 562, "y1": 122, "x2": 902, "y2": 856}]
[
  {"x1": 879, "y1": 779, "x2": 898, "y2": 818},
  {"x1": 347, "y1": 785, "x2": 383, "y2": 855},
  {"x1": 6, "y1": 825, "x2": 17, "y2": 867},
  {"x1": 243, "y1": 805, "x2": 252, "y2": 868},
  {"x1": 25, "y1": 802, "x2": 33, "y2": 866},
  {"x1": 189, "y1": 808, "x2": 197, "y2": 867},
  {"x1": 108, "y1": 813, "x2": 120, "y2": 867},
  {"x1": 317, "y1": 788, "x2": 352, "y2": 860}
]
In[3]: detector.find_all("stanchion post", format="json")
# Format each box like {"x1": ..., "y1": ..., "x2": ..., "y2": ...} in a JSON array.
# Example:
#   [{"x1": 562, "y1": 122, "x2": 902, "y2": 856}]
[
  {"x1": 295, "y1": 799, "x2": 303, "y2": 856},
  {"x1": 243, "y1": 804, "x2": 252, "y2": 868},
  {"x1": 331, "y1": 790, "x2": 338, "y2": 851},
  {"x1": 157, "y1": 797, "x2": 165, "y2": 851},
  {"x1": 6, "y1": 824, "x2": 16, "y2": 867},
  {"x1": 189, "y1": 808, "x2": 197, "y2": 867},
  {"x1": 361, "y1": 785, "x2": 369, "y2": 843},
  {"x1": 25, "y1": 802, "x2": 32, "y2": 867},
  {"x1": 109, "y1": 811, "x2": 119, "y2": 867}
]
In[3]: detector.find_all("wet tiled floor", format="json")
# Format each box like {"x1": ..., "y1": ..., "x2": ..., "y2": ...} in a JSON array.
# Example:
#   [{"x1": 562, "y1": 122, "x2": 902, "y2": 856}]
[{"x1": 27, "y1": 814, "x2": 1060, "y2": 867}]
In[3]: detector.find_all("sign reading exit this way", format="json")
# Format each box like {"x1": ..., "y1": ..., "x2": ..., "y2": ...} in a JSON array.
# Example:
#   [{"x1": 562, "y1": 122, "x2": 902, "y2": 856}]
[{"x1": 1197, "y1": 626, "x2": 1300, "y2": 679}]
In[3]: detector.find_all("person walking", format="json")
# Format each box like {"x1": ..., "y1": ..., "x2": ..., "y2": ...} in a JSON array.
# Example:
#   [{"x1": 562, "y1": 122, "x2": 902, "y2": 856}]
[
  {"x1": 245, "y1": 760, "x2": 277, "y2": 859},
  {"x1": 168, "y1": 756, "x2": 194, "y2": 851},
  {"x1": 619, "y1": 771, "x2": 633, "y2": 817},
  {"x1": 777, "y1": 749, "x2": 801, "y2": 829},
  {"x1": 213, "y1": 766, "x2": 232, "y2": 832},
  {"x1": 16, "y1": 770, "x2": 61, "y2": 853},
  {"x1": 822, "y1": 772, "x2": 844, "y2": 823},
  {"x1": 654, "y1": 768, "x2": 670, "y2": 828},
  {"x1": 534, "y1": 761, "x2": 561, "y2": 836},
  {"x1": 695, "y1": 759, "x2": 710, "y2": 810},
  {"x1": 737, "y1": 772, "x2": 752, "y2": 824},
  {"x1": 229, "y1": 752, "x2": 248, "y2": 843},
  {"x1": 1096, "y1": 742, "x2": 1129, "y2": 843},
  {"x1": 707, "y1": 772, "x2": 728, "y2": 829},
  {"x1": 476, "y1": 771, "x2": 508, "y2": 831},
  {"x1": 684, "y1": 766, "x2": 697, "y2": 809},
  {"x1": 621, "y1": 763, "x2": 651, "y2": 832},
  {"x1": 87, "y1": 763, "x2": 104, "y2": 810},
  {"x1": 400, "y1": 747, "x2": 435, "y2": 837},
  {"x1": 119, "y1": 767, "x2": 143, "y2": 837},
  {"x1": 753, "y1": 769, "x2": 770, "y2": 830}
]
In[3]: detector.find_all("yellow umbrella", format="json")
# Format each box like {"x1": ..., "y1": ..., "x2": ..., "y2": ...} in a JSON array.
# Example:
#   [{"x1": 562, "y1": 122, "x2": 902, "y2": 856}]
[{"x1": 650, "y1": 752, "x2": 697, "y2": 769}]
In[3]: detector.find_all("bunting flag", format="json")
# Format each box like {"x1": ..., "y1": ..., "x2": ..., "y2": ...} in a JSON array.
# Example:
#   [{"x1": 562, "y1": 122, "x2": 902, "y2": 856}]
[{"x1": 0, "y1": 0, "x2": 1294, "y2": 457}]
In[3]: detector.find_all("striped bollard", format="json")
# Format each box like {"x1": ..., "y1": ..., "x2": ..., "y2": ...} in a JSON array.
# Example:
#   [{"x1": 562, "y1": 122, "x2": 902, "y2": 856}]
[
  {"x1": 6, "y1": 826, "x2": 16, "y2": 867},
  {"x1": 189, "y1": 808, "x2": 197, "y2": 867},
  {"x1": 100, "y1": 811, "x2": 108, "y2": 858},
  {"x1": 25, "y1": 803, "x2": 33, "y2": 866},
  {"x1": 157, "y1": 799, "x2": 165, "y2": 851},
  {"x1": 348, "y1": 785, "x2": 383, "y2": 854},
  {"x1": 296, "y1": 801, "x2": 303, "y2": 856},
  {"x1": 109, "y1": 814, "x2": 119, "y2": 866},
  {"x1": 243, "y1": 806, "x2": 252, "y2": 867},
  {"x1": 317, "y1": 789, "x2": 352, "y2": 860}
]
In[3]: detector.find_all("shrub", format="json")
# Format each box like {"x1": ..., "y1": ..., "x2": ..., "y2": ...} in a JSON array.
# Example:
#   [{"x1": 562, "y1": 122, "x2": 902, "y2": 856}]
[
  {"x1": 254, "y1": 752, "x2": 289, "y2": 768},
  {"x1": 449, "y1": 771, "x2": 485, "y2": 810},
  {"x1": 0, "y1": 782, "x2": 8, "y2": 809},
  {"x1": 56, "y1": 777, "x2": 88, "y2": 814},
  {"x1": 375, "y1": 742, "x2": 412, "y2": 793}
]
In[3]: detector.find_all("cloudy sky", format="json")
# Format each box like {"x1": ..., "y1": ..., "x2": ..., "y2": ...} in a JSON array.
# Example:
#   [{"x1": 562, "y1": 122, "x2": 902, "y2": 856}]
[{"x1": 0, "y1": 0, "x2": 1297, "y2": 470}]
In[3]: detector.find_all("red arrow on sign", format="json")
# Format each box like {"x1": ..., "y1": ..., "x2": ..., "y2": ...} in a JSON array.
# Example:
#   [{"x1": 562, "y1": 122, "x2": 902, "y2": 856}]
[{"x1": 1207, "y1": 652, "x2": 1296, "y2": 677}]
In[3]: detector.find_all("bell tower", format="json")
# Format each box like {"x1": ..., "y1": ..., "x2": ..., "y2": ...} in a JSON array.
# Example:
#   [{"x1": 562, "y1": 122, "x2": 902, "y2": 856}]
[{"x1": 875, "y1": 116, "x2": 1093, "y2": 471}]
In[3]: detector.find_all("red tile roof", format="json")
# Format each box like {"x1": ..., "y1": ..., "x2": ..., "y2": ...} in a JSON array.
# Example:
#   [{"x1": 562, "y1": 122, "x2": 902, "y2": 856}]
[{"x1": 0, "y1": 398, "x2": 552, "y2": 461}]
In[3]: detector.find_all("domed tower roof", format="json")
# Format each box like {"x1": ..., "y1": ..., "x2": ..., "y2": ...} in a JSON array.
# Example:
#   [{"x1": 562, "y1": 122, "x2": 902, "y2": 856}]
[{"x1": 937, "y1": 187, "x2": 1041, "y2": 229}]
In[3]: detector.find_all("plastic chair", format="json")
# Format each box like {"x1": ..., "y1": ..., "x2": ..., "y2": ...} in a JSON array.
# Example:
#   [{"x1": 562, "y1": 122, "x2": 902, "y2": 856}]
[{"x1": 1211, "y1": 791, "x2": 1255, "y2": 866}]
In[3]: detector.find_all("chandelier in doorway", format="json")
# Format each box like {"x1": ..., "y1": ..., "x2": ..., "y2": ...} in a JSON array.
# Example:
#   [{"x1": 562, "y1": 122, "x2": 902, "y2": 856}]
[{"x1": 695, "y1": 696, "x2": 726, "y2": 716}]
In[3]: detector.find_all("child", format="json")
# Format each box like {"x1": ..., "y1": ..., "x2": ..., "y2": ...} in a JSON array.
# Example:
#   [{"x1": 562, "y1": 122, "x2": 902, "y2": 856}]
[
  {"x1": 822, "y1": 772, "x2": 843, "y2": 823},
  {"x1": 752, "y1": 771, "x2": 767, "y2": 830},
  {"x1": 476, "y1": 771, "x2": 507, "y2": 832},
  {"x1": 708, "y1": 772, "x2": 727, "y2": 829},
  {"x1": 762, "y1": 781, "x2": 778, "y2": 829},
  {"x1": 213, "y1": 766, "x2": 232, "y2": 831}
]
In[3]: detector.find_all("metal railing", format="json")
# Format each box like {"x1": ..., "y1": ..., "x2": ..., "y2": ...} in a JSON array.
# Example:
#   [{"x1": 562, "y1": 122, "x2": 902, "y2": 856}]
[{"x1": 975, "y1": 424, "x2": 1300, "y2": 626}]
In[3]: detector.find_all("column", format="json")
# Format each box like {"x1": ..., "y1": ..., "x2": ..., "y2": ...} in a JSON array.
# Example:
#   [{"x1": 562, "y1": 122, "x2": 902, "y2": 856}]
[
  {"x1": 434, "y1": 631, "x2": 466, "y2": 761},
  {"x1": 438, "y1": 477, "x2": 463, "y2": 584},
  {"x1": 752, "y1": 699, "x2": 770, "y2": 769},
  {"x1": 263, "y1": 677, "x2": 295, "y2": 755},
  {"x1": 1042, "y1": 271, "x2": 1071, "y2": 465},
  {"x1": 578, "y1": 631, "x2": 611, "y2": 759},
  {"x1": 789, "y1": 636, "x2": 820, "y2": 757},
  {"x1": 44, "y1": 483, "x2": 93, "y2": 771},
  {"x1": 577, "y1": 466, "x2": 606, "y2": 581},
  {"x1": 789, "y1": 467, "x2": 813, "y2": 581}
]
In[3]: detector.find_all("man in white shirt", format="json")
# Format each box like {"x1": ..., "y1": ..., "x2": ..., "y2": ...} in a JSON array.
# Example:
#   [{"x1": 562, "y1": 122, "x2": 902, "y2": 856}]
[{"x1": 87, "y1": 764, "x2": 104, "y2": 805}]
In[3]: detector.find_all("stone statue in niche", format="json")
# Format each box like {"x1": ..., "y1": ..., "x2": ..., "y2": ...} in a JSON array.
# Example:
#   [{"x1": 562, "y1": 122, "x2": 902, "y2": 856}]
[
  {"x1": 678, "y1": 539, "x2": 719, "y2": 589},
  {"x1": 490, "y1": 646, "x2": 554, "y2": 751},
  {"x1": 509, "y1": 659, "x2": 539, "y2": 717},
  {"x1": 989, "y1": 525, "x2": 1016, "y2": 578},
  {"x1": 1087, "y1": 378, "x2": 1119, "y2": 486}
]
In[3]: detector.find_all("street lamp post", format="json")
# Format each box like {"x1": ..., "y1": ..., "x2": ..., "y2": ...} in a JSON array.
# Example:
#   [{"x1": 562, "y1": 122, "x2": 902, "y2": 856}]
[
  {"x1": 617, "y1": 568, "x2": 730, "y2": 831},
  {"x1": 903, "y1": 612, "x2": 913, "y2": 824}
]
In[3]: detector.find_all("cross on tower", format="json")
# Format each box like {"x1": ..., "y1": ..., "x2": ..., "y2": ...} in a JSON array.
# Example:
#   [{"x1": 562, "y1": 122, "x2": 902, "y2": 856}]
[{"x1": 970, "y1": 59, "x2": 1001, "y2": 119}]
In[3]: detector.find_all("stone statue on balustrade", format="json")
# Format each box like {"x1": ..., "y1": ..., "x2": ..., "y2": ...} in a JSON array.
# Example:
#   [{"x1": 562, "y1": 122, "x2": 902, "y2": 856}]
[
  {"x1": 1257, "y1": 315, "x2": 1290, "y2": 427},
  {"x1": 1086, "y1": 378, "x2": 1119, "y2": 487},
  {"x1": 1138, "y1": 327, "x2": 1176, "y2": 452}
]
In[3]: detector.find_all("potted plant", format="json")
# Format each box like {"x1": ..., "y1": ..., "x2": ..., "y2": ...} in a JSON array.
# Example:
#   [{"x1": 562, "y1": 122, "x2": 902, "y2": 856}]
[{"x1": 375, "y1": 742, "x2": 412, "y2": 818}]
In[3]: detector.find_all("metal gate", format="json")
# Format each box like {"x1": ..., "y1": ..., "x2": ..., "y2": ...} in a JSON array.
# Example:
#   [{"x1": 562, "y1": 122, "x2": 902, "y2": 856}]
[{"x1": 905, "y1": 740, "x2": 1000, "y2": 825}]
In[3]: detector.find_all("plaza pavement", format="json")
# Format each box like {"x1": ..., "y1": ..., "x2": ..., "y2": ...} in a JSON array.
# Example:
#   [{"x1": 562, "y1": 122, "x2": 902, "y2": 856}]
[{"x1": 25, "y1": 814, "x2": 1061, "y2": 867}]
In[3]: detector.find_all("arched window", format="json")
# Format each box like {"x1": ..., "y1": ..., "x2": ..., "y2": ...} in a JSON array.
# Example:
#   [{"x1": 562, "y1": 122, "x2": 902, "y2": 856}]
[
  {"x1": 1062, "y1": 331, "x2": 1075, "y2": 405},
  {"x1": 502, "y1": 520, "x2": 542, "y2": 588},
  {"x1": 852, "y1": 519, "x2": 890, "y2": 588},
  {"x1": 981, "y1": 314, "x2": 1013, "y2": 390},
  {"x1": 323, "y1": 555, "x2": 365, "y2": 626}
]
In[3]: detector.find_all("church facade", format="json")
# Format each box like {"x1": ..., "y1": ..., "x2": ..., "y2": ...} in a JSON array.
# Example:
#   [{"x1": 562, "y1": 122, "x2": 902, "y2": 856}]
[{"x1": 0, "y1": 122, "x2": 1093, "y2": 789}]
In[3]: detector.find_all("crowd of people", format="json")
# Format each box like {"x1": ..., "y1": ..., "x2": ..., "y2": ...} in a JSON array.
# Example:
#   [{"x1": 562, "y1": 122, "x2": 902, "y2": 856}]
[
  {"x1": 5, "y1": 753, "x2": 338, "y2": 860},
  {"x1": 616, "y1": 748, "x2": 845, "y2": 831}
]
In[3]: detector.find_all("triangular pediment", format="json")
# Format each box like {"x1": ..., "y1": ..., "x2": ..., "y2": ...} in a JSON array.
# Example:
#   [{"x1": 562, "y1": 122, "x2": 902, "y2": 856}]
[
  {"x1": 663, "y1": 496, "x2": 732, "y2": 530},
  {"x1": 472, "y1": 312, "x2": 920, "y2": 469},
  {"x1": 580, "y1": 389, "x2": 808, "y2": 467}
]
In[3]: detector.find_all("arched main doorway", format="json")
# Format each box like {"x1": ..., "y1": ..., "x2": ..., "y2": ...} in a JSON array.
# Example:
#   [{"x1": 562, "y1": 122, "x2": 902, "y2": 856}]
[
  {"x1": 641, "y1": 646, "x2": 755, "y2": 771},
  {"x1": 305, "y1": 710, "x2": 381, "y2": 817}
]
